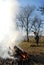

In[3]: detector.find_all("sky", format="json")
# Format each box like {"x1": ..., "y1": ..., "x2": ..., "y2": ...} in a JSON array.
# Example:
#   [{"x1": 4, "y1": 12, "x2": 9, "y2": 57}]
[
  {"x1": 18, "y1": 0, "x2": 44, "y2": 7},
  {"x1": 18, "y1": 0, "x2": 44, "y2": 35}
]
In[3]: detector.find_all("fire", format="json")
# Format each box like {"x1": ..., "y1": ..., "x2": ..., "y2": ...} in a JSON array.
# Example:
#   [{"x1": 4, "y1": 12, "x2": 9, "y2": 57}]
[
  {"x1": 20, "y1": 52, "x2": 29, "y2": 60},
  {"x1": 21, "y1": 54, "x2": 26, "y2": 59}
]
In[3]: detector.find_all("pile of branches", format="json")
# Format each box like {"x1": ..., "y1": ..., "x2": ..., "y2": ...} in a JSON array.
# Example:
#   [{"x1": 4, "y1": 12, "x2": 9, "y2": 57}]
[{"x1": 0, "y1": 57, "x2": 17, "y2": 65}]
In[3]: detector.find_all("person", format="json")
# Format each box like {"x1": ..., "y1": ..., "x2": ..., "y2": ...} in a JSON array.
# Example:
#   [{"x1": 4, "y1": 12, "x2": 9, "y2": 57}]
[{"x1": 35, "y1": 33, "x2": 39, "y2": 46}]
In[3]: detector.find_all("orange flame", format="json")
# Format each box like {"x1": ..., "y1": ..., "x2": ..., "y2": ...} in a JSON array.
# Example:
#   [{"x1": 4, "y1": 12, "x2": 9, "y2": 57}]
[
  {"x1": 21, "y1": 54, "x2": 26, "y2": 59},
  {"x1": 20, "y1": 53, "x2": 29, "y2": 60}
]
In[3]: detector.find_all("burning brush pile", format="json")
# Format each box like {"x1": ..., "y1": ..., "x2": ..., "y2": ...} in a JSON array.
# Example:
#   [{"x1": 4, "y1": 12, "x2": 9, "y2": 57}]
[
  {"x1": 0, "y1": 46, "x2": 34, "y2": 65},
  {"x1": 0, "y1": 58, "x2": 17, "y2": 65}
]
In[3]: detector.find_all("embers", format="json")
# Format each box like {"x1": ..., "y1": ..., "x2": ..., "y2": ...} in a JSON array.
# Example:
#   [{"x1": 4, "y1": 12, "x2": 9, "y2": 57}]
[{"x1": 20, "y1": 52, "x2": 29, "y2": 61}]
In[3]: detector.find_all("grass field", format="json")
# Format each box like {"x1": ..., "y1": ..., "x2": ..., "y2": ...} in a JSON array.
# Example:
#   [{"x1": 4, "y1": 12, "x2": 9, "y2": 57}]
[
  {"x1": 19, "y1": 36, "x2": 44, "y2": 65},
  {"x1": 19, "y1": 36, "x2": 44, "y2": 54}
]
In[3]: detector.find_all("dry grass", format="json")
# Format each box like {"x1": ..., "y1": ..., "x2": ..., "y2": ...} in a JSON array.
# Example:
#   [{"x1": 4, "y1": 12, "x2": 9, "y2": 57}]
[
  {"x1": 19, "y1": 36, "x2": 44, "y2": 55},
  {"x1": 19, "y1": 42, "x2": 44, "y2": 55},
  {"x1": 19, "y1": 36, "x2": 44, "y2": 65}
]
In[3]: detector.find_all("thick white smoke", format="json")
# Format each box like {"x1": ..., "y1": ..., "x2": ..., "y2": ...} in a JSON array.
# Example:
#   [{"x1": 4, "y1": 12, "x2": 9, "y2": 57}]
[{"x1": 0, "y1": 0, "x2": 20, "y2": 58}]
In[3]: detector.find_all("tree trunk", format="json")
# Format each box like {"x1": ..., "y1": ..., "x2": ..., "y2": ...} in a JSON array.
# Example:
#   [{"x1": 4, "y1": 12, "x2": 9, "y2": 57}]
[
  {"x1": 27, "y1": 30, "x2": 29, "y2": 42},
  {"x1": 26, "y1": 18, "x2": 29, "y2": 42}
]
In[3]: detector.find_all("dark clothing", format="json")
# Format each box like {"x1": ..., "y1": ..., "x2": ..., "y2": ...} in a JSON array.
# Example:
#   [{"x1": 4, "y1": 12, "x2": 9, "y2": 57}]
[{"x1": 35, "y1": 34, "x2": 39, "y2": 46}]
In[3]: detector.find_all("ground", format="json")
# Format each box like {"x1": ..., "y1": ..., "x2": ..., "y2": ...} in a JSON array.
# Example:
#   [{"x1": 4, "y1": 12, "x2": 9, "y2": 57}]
[{"x1": 19, "y1": 36, "x2": 44, "y2": 65}]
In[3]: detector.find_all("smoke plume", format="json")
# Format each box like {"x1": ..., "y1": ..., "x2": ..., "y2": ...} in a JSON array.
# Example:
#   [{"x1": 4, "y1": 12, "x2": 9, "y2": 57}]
[{"x1": 0, "y1": 0, "x2": 21, "y2": 59}]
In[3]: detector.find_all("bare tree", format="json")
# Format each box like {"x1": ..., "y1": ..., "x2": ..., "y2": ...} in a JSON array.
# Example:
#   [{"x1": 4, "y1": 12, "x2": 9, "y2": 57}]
[
  {"x1": 31, "y1": 16, "x2": 43, "y2": 35},
  {"x1": 16, "y1": 6, "x2": 35, "y2": 42},
  {"x1": 31, "y1": 16, "x2": 43, "y2": 46},
  {"x1": 38, "y1": 5, "x2": 44, "y2": 15}
]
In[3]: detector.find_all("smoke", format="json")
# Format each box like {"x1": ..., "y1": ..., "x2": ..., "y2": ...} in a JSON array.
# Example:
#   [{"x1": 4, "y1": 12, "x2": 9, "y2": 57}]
[{"x1": 0, "y1": 0, "x2": 21, "y2": 59}]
